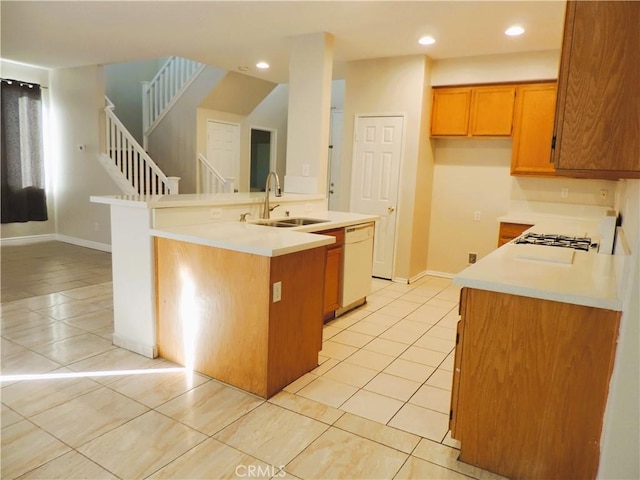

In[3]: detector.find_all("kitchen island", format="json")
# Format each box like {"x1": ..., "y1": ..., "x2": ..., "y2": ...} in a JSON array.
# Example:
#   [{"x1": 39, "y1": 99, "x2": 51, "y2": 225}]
[
  {"x1": 153, "y1": 225, "x2": 333, "y2": 399},
  {"x1": 450, "y1": 218, "x2": 629, "y2": 479},
  {"x1": 91, "y1": 193, "x2": 377, "y2": 397}
]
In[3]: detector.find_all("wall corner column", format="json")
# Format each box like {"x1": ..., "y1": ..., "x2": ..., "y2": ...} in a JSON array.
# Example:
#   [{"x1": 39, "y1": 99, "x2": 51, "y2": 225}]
[{"x1": 284, "y1": 32, "x2": 334, "y2": 195}]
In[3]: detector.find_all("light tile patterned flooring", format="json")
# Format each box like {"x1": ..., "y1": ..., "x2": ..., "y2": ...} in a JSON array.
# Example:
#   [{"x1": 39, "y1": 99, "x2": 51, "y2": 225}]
[{"x1": 1, "y1": 241, "x2": 504, "y2": 480}]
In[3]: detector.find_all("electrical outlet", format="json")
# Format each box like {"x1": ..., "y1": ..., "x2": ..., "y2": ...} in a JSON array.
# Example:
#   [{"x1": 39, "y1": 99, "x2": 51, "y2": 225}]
[
  {"x1": 561, "y1": 188, "x2": 569, "y2": 198},
  {"x1": 273, "y1": 281, "x2": 282, "y2": 303},
  {"x1": 468, "y1": 252, "x2": 477, "y2": 264},
  {"x1": 473, "y1": 211, "x2": 481, "y2": 221}
]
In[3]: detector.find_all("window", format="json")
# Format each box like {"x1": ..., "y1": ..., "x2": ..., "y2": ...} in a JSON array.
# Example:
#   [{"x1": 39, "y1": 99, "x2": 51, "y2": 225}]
[{"x1": 1, "y1": 79, "x2": 47, "y2": 223}]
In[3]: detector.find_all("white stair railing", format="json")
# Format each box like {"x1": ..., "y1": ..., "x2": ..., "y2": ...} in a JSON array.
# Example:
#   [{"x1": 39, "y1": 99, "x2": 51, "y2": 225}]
[
  {"x1": 197, "y1": 154, "x2": 236, "y2": 194},
  {"x1": 142, "y1": 56, "x2": 205, "y2": 147},
  {"x1": 105, "y1": 98, "x2": 179, "y2": 195}
]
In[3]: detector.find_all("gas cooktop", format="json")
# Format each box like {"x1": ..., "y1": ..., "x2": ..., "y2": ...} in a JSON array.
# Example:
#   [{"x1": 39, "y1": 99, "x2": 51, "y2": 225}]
[{"x1": 513, "y1": 232, "x2": 598, "y2": 252}]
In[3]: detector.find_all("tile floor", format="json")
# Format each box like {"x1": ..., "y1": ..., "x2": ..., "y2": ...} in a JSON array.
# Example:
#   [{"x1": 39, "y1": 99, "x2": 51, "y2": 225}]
[{"x1": 1, "y1": 241, "x2": 504, "y2": 480}]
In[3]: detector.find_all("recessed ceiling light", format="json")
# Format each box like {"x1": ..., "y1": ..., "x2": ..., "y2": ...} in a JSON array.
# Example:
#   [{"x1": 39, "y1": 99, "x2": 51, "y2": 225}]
[
  {"x1": 256, "y1": 62, "x2": 270, "y2": 69},
  {"x1": 505, "y1": 25, "x2": 525, "y2": 37},
  {"x1": 418, "y1": 35, "x2": 436, "y2": 46}
]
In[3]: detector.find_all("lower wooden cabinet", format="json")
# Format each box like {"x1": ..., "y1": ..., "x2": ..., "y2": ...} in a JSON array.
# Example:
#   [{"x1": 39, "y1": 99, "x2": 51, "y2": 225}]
[
  {"x1": 497, "y1": 222, "x2": 532, "y2": 247},
  {"x1": 450, "y1": 288, "x2": 620, "y2": 479},
  {"x1": 155, "y1": 237, "x2": 326, "y2": 399},
  {"x1": 322, "y1": 228, "x2": 344, "y2": 320}
]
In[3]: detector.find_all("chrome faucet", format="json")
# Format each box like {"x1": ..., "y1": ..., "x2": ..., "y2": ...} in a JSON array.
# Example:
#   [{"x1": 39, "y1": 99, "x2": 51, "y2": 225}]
[{"x1": 262, "y1": 171, "x2": 282, "y2": 219}]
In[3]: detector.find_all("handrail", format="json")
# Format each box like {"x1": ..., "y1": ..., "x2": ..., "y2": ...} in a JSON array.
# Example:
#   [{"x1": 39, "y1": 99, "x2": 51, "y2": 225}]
[
  {"x1": 104, "y1": 101, "x2": 179, "y2": 195},
  {"x1": 197, "y1": 153, "x2": 235, "y2": 194},
  {"x1": 142, "y1": 56, "x2": 204, "y2": 139}
]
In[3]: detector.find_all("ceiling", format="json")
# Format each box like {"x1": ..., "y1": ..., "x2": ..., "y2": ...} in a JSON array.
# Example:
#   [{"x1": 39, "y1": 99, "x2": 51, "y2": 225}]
[{"x1": 1, "y1": 1, "x2": 566, "y2": 83}]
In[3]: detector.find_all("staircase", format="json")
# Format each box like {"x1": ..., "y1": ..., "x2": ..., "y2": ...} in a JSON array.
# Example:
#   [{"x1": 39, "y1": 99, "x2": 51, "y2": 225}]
[
  {"x1": 102, "y1": 97, "x2": 179, "y2": 195},
  {"x1": 102, "y1": 56, "x2": 235, "y2": 195},
  {"x1": 196, "y1": 154, "x2": 236, "y2": 193},
  {"x1": 142, "y1": 56, "x2": 205, "y2": 149}
]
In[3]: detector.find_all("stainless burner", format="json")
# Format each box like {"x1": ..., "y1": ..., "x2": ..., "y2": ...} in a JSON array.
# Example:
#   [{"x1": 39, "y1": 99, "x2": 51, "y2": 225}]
[{"x1": 513, "y1": 232, "x2": 596, "y2": 252}]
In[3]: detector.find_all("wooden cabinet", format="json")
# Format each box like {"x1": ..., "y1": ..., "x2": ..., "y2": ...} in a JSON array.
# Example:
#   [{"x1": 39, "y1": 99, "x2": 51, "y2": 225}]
[
  {"x1": 511, "y1": 83, "x2": 557, "y2": 176},
  {"x1": 321, "y1": 228, "x2": 344, "y2": 321},
  {"x1": 431, "y1": 85, "x2": 515, "y2": 137},
  {"x1": 155, "y1": 237, "x2": 326, "y2": 399},
  {"x1": 430, "y1": 87, "x2": 471, "y2": 136},
  {"x1": 552, "y1": 1, "x2": 640, "y2": 178},
  {"x1": 497, "y1": 222, "x2": 533, "y2": 247},
  {"x1": 469, "y1": 85, "x2": 516, "y2": 136},
  {"x1": 450, "y1": 288, "x2": 620, "y2": 479}
]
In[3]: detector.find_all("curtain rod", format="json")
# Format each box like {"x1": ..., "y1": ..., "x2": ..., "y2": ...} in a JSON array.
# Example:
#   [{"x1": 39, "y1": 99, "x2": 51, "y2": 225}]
[{"x1": 0, "y1": 78, "x2": 48, "y2": 89}]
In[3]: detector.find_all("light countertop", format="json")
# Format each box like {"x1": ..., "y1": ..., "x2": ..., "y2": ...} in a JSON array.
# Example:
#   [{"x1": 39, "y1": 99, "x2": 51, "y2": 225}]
[
  {"x1": 454, "y1": 219, "x2": 626, "y2": 311},
  {"x1": 91, "y1": 192, "x2": 326, "y2": 209},
  {"x1": 151, "y1": 211, "x2": 378, "y2": 257}
]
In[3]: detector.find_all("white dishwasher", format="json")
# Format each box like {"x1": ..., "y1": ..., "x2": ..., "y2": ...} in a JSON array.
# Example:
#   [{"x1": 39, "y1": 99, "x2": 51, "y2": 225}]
[{"x1": 341, "y1": 222, "x2": 375, "y2": 307}]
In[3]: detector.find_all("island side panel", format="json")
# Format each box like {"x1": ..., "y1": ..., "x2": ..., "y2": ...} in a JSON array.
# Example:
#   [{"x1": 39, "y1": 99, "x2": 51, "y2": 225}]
[
  {"x1": 110, "y1": 205, "x2": 157, "y2": 357},
  {"x1": 457, "y1": 288, "x2": 620, "y2": 480},
  {"x1": 155, "y1": 237, "x2": 270, "y2": 397},
  {"x1": 266, "y1": 247, "x2": 326, "y2": 398}
]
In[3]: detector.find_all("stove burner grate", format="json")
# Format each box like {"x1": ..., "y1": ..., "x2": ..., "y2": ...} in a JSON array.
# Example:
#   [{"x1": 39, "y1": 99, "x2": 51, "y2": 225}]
[{"x1": 513, "y1": 232, "x2": 595, "y2": 252}]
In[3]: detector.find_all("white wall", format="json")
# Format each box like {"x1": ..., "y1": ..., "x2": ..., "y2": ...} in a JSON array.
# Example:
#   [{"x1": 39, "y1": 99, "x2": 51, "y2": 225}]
[
  {"x1": 599, "y1": 179, "x2": 640, "y2": 479},
  {"x1": 0, "y1": 61, "x2": 56, "y2": 240},
  {"x1": 431, "y1": 50, "x2": 560, "y2": 86},
  {"x1": 427, "y1": 138, "x2": 513, "y2": 274},
  {"x1": 343, "y1": 55, "x2": 434, "y2": 281},
  {"x1": 426, "y1": 51, "x2": 618, "y2": 275},
  {"x1": 104, "y1": 58, "x2": 167, "y2": 144},
  {"x1": 147, "y1": 66, "x2": 226, "y2": 193},
  {"x1": 50, "y1": 65, "x2": 121, "y2": 248}
]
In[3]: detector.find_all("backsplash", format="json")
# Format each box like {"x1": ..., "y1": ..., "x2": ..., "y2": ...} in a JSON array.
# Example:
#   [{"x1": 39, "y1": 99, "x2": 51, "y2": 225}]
[{"x1": 511, "y1": 176, "x2": 618, "y2": 207}]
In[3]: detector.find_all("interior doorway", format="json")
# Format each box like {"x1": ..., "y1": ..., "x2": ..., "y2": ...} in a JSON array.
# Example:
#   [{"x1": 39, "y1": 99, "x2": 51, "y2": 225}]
[
  {"x1": 207, "y1": 120, "x2": 240, "y2": 188},
  {"x1": 250, "y1": 128, "x2": 276, "y2": 192},
  {"x1": 350, "y1": 115, "x2": 404, "y2": 280}
]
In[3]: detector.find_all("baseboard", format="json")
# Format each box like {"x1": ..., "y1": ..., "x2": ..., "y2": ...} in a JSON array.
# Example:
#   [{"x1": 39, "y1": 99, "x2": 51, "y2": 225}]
[
  {"x1": 55, "y1": 234, "x2": 112, "y2": 253},
  {"x1": 112, "y1": 334, "x2": 158, "y2": 359},
  {"x1": 1, "y1": 234, "x2": 57, "y2": 246},
  {"x1": 424, "y1": 270, "x2": 455, "y2": 279}
]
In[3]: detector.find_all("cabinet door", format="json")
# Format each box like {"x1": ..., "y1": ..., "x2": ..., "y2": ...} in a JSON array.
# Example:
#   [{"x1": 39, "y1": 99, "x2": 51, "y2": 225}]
[
  {"x1": 469, "y1": 86, "x2": 515, "y2": 136},
  {"x1": 511, "y1": 83, "x2": 557, "y2": 176},
  {"x1": 552, "y1": 1, "x2": 640, "y2": 178},
  {"x1": 431, "y1": 87, "x2": 471, "y2": 136}
]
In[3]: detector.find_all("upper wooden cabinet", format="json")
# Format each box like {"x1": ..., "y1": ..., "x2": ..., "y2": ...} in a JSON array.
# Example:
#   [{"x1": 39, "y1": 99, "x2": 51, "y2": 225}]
[
  {"x1": 552, "y1": 1, "x2": 640, "y2": 179},
  {"x1": 431, "y1": 85, "x2": 515, "y2": 137},
  {"x1": 511, "y1": 83, "x2": 557, "y2": 176},
  {"x1": 430, "y1": 87, "x2": 471, "y2": 136}
]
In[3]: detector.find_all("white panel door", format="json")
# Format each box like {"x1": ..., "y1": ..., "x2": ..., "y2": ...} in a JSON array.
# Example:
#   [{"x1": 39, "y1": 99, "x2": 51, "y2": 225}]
[
  {"x1": 207, "y1": 121, "x2": 240, "y2": 188},
  {"x1": 350, "y1": 116, "x2": 403, "y2": 279}
]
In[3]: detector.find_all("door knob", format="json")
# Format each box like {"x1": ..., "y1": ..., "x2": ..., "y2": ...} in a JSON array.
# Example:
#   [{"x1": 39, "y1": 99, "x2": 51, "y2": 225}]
[
  {"x1": 388, "y1": 206, "x2": 395, "y2": 213},
  {"x1": 329, "y1": 190, "x2": 334, "y2": 194}
]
